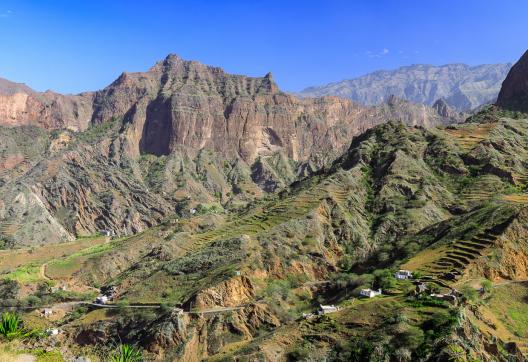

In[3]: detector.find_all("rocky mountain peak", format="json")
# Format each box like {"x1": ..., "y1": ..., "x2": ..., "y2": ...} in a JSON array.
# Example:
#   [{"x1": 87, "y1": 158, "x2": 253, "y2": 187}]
[
  {"x1": 432, "y1": 98, "x2": 452, "y2": 118},
  {"x1": 496, "y1": 49, "x2": 528, "y2": 112}
]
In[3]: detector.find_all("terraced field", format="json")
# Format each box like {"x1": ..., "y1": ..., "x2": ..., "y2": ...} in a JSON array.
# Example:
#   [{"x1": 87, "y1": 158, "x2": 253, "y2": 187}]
[
  {"x1": 459, "y1": 174, "x2": 504, "y2": 205},
  {"x1": 502, "y1": 193, "x2": 528, "y2": 203},
  {"x1": 411, "y1": 218, "x2": 513, "y2": 287},
  {"x1": 0, "y1": 236, "x2": 108, "y2": 273},
  {"x1": 444, "y1": 122, "x2": 497, "y2": 151},
  {"x1": 178, "y1": 173, "x2": 352, "y2": 252}
]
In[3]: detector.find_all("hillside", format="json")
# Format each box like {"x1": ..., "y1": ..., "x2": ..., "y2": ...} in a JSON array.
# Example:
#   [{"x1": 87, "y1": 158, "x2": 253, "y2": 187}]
[
  {"x1": 0, "y1": 51, "x2": 528, "y2": 361},
  {"x1": 1, "y1": 110, "x2": 528, "y2": 360},
  {"x1": 0, "y1": 56, "x2": 462, "y2": 247},
  {"x1": 299, "y1": 63, "x2": 512, "y2": 111}
]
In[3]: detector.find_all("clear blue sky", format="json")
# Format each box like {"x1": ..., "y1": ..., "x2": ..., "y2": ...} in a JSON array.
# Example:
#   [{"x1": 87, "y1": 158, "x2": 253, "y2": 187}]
[{"x1": 0, "y1": 0, "x2": 527, "y2": 94}]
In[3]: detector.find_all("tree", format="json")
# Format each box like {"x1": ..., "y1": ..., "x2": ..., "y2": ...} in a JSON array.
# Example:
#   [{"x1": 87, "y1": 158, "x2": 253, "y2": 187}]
[
  {"x1": 481, "y1": 279, "x2": 493, "y2": 294},
  {"x1": 461, "y1": 285, "x2": 478, "y2": 303},
  {"x1": 0, "y1": 279, "x2": 20, "y2": 300},
  {"x1": 373, "y1": 269, "x2": 396, "y2": 290}
]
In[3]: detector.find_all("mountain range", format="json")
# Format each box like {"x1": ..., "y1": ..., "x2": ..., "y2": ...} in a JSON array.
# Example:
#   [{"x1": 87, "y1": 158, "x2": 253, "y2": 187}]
[
  {"x1": 299, "y1": 63, "x2": 512, "y2": 111},
  {"x1": 0, "y1": 50, "x2": 527, "y2": 361}
]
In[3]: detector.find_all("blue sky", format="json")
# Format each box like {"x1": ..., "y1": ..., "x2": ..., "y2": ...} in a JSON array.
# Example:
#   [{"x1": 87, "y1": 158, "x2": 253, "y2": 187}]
[{"x1": 0, "y1": 0, "x2": 527, "y2": 94}]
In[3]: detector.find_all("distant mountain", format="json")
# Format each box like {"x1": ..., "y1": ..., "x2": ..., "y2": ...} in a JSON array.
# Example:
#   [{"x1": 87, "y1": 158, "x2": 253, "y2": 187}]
[
  {"x1": 0, "y1": 78, "x2": 34, "y2": 95},
  {"x1": 299, "y1": 63, "x2": 512, "y2": 111}
]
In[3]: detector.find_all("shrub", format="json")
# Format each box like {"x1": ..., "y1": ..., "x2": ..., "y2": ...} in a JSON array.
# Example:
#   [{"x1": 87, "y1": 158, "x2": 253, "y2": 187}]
[
  {"x1": 109, "y1": 344, "x2": 143, "y2": 362},
  {"x1": 373, "y1": 269, "x2": 396, "y2": 290},
  {"x1": 0, "y1": 312, "x2": 34, "y2": 340},
  {"x1": 461, "y1": 285, "x2": 478, "y2": 303},
  {"x1": 481, "y1": 279, "x2": 493, "y2": 294},
  {"x1": 0, "y1": 279, "x2": 20, "y2": 300}
]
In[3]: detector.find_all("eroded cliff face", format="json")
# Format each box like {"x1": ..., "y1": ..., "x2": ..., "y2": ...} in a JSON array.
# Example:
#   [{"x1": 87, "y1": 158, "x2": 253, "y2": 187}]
[
  {"x1": 0, "y1": 55, "x2": 464, "y2": 247},
  {"x1": 1, "y1": 55, "x2": 461, "y2": 165},
  {"x1": 0, "y1": 79, "x2": 93, "y2": 130},
  {"x1": 90, "y1": 55, "x2": 371, "y2": 163},
  {"x1": 497, "y1": 50, "x2": 528, "y2": 112}
]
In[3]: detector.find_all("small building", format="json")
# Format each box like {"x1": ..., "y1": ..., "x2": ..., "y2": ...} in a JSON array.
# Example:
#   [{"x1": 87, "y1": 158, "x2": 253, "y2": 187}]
[
  {"x1": 395, "y1": 270, "x2": 413, "y2": 280},
  {"x1": 318, "y1": 304, "x2": 339, "y2": 315},
  {"x1": 235, "y1": 270, "x2": 241, "y2": 276},
  {"x1": 47, "y1": 328, "x2": 59, "y2": 336},
  {"x1": 430, "y1": 293, "x2": 458, "y2": 305},
  {"x1": 51, "y1": 284, "x2": 68, "y2": 293},
  {"x1": 100, "y1": 229, "x2": 117, "y2": 238},
  {"x1": 42, "y1": 308, "x2": 53, "y2": 317},
  {"x1": 360, "y1": 288, "x2": 382, "y2": 298},
  {"x1": 95, "y1": 295, "x2": 109, "y2": 304},
  {"x1": 190, "y1": 208, "x2": 197, "y2": 215}
]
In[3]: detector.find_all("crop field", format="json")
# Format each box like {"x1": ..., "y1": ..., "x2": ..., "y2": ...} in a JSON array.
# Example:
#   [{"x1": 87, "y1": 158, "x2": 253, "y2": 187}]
[
  {"x1": 45, "y1": 238, "x2": 123, "y2": 279},
  {"x1": 0, "y1": 236, "x2": 108, "y2": 273},
  {"x1": 444, "y1": 123, "x2": 497, "y2": 151}
]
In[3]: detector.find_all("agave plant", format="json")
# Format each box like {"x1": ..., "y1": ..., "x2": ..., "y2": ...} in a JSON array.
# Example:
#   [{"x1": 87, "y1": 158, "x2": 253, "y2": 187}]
[
  {"x1": 109, "y1": 344, "x2": 143, "y2": 362},
  {"x1": 0, "y1": 312, "x2": 23, "y2": 339}
]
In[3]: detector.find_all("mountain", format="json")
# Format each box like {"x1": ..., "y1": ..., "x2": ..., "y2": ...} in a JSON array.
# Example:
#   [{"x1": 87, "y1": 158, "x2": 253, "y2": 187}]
[
  {"x1": 0, "y1": 78, "x2": 34, "y2": 95},
  {"x1": 497, "y1": 50, "x2": 528, "y2": 112},
  {"x1": 0, "y1": 77, "x2": 93, "y2": 130},
  {"x1": 299, "y1": 63, "x2": 512, "y2": 111},
  {"x1": 2, "y1": 51, "x2": 528, "y2": 361},
  {"x1": 0, "y1": 55, "x2": 463, "y2": 246}
]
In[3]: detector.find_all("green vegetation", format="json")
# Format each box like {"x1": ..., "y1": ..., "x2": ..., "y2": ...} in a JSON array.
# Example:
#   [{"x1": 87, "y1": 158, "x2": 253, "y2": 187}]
[
  {"x1": 3, "y1": 264, "x2": 42, "y2": 283},
  {"x1": 109, "y1": 344, "x2": 143, "y2": 362},
  {"x1": 0, "y1": 312, "x2": 35, "y2": 340},
  {"x1": 75, "y1": 117, "x2": 120, "y2": 144},
  {"x1": 33, "y1": 349, "x2": 65, "y2": 362}
]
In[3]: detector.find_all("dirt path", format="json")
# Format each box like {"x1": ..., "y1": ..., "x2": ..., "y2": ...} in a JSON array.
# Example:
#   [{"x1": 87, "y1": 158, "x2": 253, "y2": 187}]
[
  {"x1": 38, "y1": 263, "x2": 49, "y2": 281},
  {"x1": 492, "y1": 279, "x2": 528, "y2": 287}
]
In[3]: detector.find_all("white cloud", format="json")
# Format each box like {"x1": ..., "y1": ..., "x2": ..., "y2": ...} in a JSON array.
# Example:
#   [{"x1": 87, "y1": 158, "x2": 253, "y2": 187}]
[
  {"x1": 365, "y1": 48, "x2": 390, "y2": 58},
  {"x1": 0, "y1": 10, "x2": 13, "y2": 18}
]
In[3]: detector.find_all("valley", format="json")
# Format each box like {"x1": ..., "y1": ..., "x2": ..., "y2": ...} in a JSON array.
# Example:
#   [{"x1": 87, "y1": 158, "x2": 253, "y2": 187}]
[{"x1": 0, "y1": 42, "x2": 527, "y2": 362}]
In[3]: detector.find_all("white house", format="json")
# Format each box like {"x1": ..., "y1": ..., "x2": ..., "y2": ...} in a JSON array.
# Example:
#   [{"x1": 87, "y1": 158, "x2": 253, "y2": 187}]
[
  {"x1": 360, "y1": 288, "x2": 382, "y2": 298},
  {"x1": 190, "y1": 208, "x2": 197, "y2": 215},
  {"x1": 394, "y1": 270, "x2": 413, "y2": 280},
  {"x1": 318, "y1": 304, "x2": 339, "y2": 315},
  {"x1": 95, "y1": 295, "x2": 109, "y2": 304},
  {"x1": 42, "y1": 308, "x2": 53, "y2": 317},
  {"x1": 47, "y1": 328, "x2": 59, "y2": 336}
]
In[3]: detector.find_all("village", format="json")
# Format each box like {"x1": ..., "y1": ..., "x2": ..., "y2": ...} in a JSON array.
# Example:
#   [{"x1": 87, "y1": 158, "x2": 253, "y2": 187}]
[{"x1": 302, "y1": 269, "x2": 467, "y2": 320}]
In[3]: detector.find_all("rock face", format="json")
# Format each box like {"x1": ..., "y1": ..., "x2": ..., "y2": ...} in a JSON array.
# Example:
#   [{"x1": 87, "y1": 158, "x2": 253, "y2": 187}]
[
  {"x1": 0, "y1": 55, "x2": 463, "y2": 246},
  {"x1": 91, "y1": 55, "x2": 371, "y2": 163},
  {"x1": 300, "y1": 63, "x2": 512, "y2": 111},
  {"x1": 0, "y1": 55, "x2": 461, "y2": 165},
  {"x1": 497, "y1": 50, "x2": 528, "y2": 112},
  {"x1": 376, "y1": 95, "x2": 466, "y2": 127},
  {"x1": 0, "y1": 78, "x2": 93, "y2": 130}
]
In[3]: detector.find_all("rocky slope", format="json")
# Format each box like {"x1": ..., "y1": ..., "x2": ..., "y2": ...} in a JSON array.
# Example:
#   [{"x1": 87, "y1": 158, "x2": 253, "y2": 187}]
[
  {"x1": 497, "y1": 50, "x2": 528, "y2": 112},
  {"x1": 19, "y1": 115, "x2": 527, "y2": 362},
  {"x1": 0, "y1": 55, "x2": 464, "y2": 247},
  {"x1": 2, "y1": 51, "x2": 528, "y2": 361},
  {"x1": 0, "y1": 78, "x2": 93, "y2": 130},
  {"x1": 300, "y1": 63, "x2": 512, "y2": 111}
]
